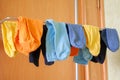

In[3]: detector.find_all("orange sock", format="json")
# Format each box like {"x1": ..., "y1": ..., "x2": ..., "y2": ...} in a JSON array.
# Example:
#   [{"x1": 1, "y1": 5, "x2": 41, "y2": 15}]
[
  {"x1": 14, "y1": 16, "x2": 43, "y2": 55},
  {"x1": 70, "y1": 47, "x2": 79, "y2": 56}
]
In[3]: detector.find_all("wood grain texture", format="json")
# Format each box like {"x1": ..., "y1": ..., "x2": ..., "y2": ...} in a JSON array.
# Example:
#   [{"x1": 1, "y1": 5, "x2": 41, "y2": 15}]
[
  {"x1": 0, "y1": 0, "x2": 76, "y2": 80},
  {"x1": 78, "y1": 0, "x2": 107, "y2": 80},
  {"x1": 0, "y1": 0, "x2": 107, "y2": 80}
]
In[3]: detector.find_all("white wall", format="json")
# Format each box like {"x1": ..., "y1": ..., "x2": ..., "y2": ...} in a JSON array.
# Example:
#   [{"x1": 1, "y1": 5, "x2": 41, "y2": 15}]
[{"x1": 104, "y1": 0, "x2": 120, "y2": 80}]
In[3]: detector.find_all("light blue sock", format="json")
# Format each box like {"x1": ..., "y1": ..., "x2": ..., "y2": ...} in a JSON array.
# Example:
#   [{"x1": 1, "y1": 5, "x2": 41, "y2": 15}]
[
  {"x1": 46, "y1": 19, "x2": 71, "y2": 61},
  {"x1": 54, "y1": 21, "x2": 70, "y2": 60},
  {"x1": 45, "y1": 19, "x2": 57, "y2": 62}
]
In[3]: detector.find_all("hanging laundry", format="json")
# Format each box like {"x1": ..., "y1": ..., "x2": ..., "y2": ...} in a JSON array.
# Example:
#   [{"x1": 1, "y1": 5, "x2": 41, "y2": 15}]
[
  {"x1": 45, "y1": 19, "x2": 70, "y2": 62},
  {"x1": 101, "y1": 28, "x2": 119, "y2": 52},
  {"x1": 91, "y1": 31, "x2": 107, "y2": 64},
  {"x1": 29, "y1": 25, "x2": 54, "y2": 67},
  {"x1": 65, "y1": 24, "x2": 79, "y2": 56},
  {"x1": 73, "y1": 47, "x2": 92, "y2": 65},
  {"x1": 83, "y1": 25, "x2": 100, "y2": 56},
  {"x1": 82, "y1": 47, "x2": 93, "y2": 61},
  {"x1": 14, "y1": 16, "x2": 43, "y2": 55},
  {"x1": 1, "y1": 21, "x2": 18, "y2": 57},
  {"x1": 45, "y1": 19, "x2": 56, "y2": 61},
  {"x1": 0, "y1": 16, "x2": 119, "y2": 66},
  {"x1": 66, "y1": 23, "x2": 86, "y2": 49},
  {"x1": 70, "y1": 47, "x2": 79, "y2": 56}
]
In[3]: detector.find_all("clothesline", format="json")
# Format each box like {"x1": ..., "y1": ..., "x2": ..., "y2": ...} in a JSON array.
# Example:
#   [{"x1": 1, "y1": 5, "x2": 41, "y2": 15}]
[
  {"x1": 0, "y1": 17, "x2": 18, "y2": 24},
  {"x1": 0, "y1": 16, "x2": 119, "y2": 67},
  {"x1": 0, "y1": 16, "x2": 104, "y2": 30}
]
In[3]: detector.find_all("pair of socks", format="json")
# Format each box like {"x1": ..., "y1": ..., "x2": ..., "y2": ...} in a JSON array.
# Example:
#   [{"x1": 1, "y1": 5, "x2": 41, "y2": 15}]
[
  {"x1": 91, "y1": 29, "x2": 119, "y2": 64},
  {"x1": 29, "y1": 25, "x2": 54, "y2": 67},
  {"x1": 65, "y1": 24, "x2": 79, "y2": 56},
  {"x1": 14, "y1": 16, "x2": 43, "y2": 55},
  {"x1": 91, "y1": 31, "x2": 107, "y2": 64},
  {"x1": 83, "y1": 25, "x2": 100, "y2": 56},
  {"x1": 1, "y1": 21, "x2": 18, "y2": 57},
  {"x1": 101, "y1": 28, "x2": 119, "y2": 52},
  {"x1": 45, "y1": 19, "x2": 70, "y2": 62},
  {"x1": 66, "y1": 23, "x2": 86, "y2": 49}
]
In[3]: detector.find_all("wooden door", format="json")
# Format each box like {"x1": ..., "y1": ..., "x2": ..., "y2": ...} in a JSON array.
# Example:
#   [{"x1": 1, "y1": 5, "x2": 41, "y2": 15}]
[
  {"x1": 78, "y1": 0, "x2": 108, "y2": 80},
  {"x1": 0, "y1": 0, "x2": 76, "y2": 80}
]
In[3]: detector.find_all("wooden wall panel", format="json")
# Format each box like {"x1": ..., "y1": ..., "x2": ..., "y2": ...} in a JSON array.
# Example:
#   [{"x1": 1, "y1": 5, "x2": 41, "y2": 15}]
[
  {"x1": 78, "y1": 0, "x2": 107, "y2": 80},
  {"x1": 0, "y1": 0, "x2": 76, "y2": 80},
  {"x1": 0, "y1": 0, "x2": 75, "y2": 22}
]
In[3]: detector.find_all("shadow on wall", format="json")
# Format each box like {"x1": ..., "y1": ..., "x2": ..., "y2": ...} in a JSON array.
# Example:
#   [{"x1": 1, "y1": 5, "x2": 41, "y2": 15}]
[
  {"x1": 107, "y1": 48, "x2": 120, "y2": 66},
  {"x1": 107, "y1": 47, "x2": 120, "y2": 80}
]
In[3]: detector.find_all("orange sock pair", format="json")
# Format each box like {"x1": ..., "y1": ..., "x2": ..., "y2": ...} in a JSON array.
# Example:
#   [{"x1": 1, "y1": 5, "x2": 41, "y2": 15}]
[{"x1": 14, "y1": 16, "x2": 43, "y2": 55}]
